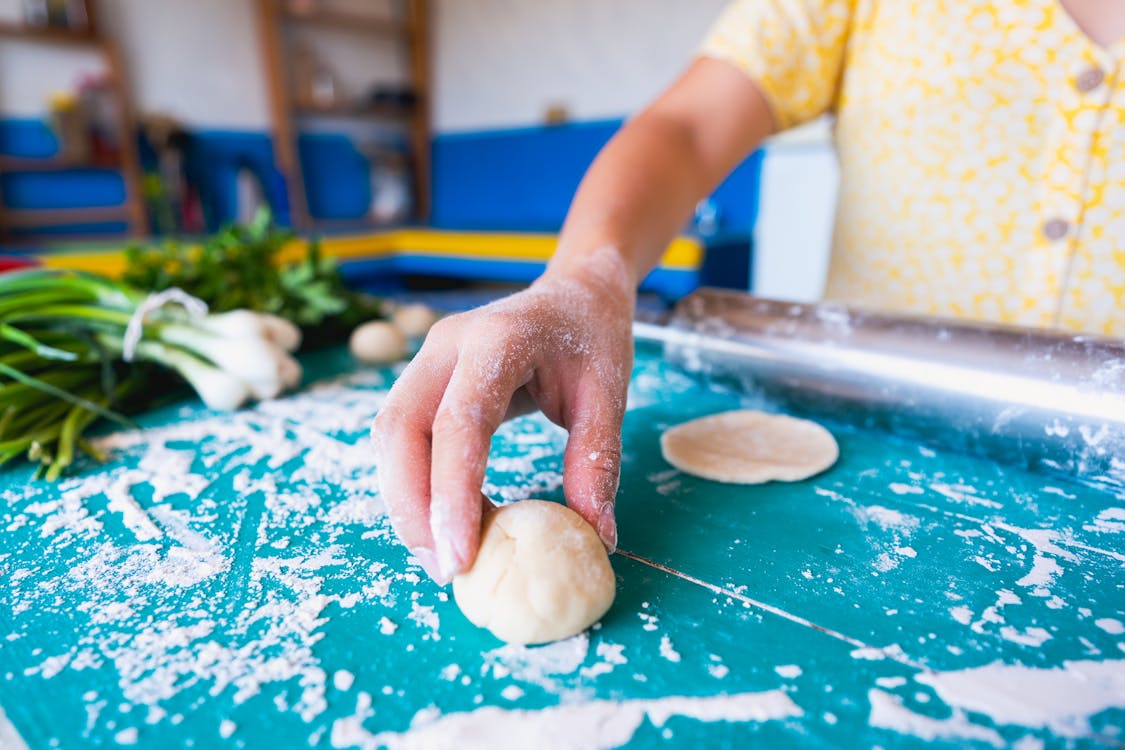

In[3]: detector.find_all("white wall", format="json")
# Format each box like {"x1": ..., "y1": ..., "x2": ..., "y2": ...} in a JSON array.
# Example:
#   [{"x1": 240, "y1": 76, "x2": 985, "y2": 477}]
[
  {"x1": 432, "y1": 0, "x2": 728, "y2": 133},
  {"x1": 0, "y1": 0, "x2": 739, "y2": 134},
  {"x1": 0, "y1": 0, "x2": 269, "y2": 128},
  {"x1": 0, "y1": 0, "x2": 403, "y2": 131},
  {"x1": 0, "y1": 0, "x2": 781, "y2": 135},
  {"x1": 101, "y1": 0, "x2": 272, "y2": 130}
]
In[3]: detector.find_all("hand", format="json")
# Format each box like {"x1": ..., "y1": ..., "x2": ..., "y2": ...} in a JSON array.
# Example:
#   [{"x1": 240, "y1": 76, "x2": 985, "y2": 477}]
[{"x1": 371, "y1": 252, "x2": 635, "y2": 583}]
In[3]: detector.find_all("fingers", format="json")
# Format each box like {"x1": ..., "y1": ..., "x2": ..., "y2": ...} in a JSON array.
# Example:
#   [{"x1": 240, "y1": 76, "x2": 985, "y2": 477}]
[
  {"x1": 429, "y1": 350, "x2": 530, "y2": 580},
  {"x1": 562, "y1": 372, "x2": 628, "y2": 553},
  {"x1": 373, "y1": 282, "x2": 632, "y2": 586},
  {"x1": 371, "y1": 350, "x2": 454, "y2": 582}
]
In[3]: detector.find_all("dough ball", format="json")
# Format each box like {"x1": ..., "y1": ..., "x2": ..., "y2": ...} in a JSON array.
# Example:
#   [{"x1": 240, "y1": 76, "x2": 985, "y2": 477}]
[
  {"x1": 453, "y1": 500, "x2": 616, "y2": 645},
  {"x1": 391, "y1": 303, "x2": 439, "y2": 339},
  {"x1": 660, "y1": 409, "x2": 838, "y2": 484},
  {"x1": 349, "y1": 320, "x2": 407, "y2": 364}
]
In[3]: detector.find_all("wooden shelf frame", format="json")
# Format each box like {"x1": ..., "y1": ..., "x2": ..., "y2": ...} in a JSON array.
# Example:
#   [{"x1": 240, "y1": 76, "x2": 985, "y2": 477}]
[
  {"x1": 280, "y1": 7, "x2": 408, "y2": 36},
  {"x1": 257, "y1": 0, "x2": 431, "y2": 230},
  {"x1": 404, "y1": 0, "x2": 430, "y2": 221},
  {"x1": 291, "y1": 100, "x2": 413, "y2": 121},
  {"x1": 0, "y1": 1, "x2": 148, "y2": 241},
  {"x1": 0, "y1": 20, "x2": 100, "y2": 47},
  {"x1": 4, "y1": 205, "x2": 132, "y2": 227},
  {"x1": 0, "y1": 155, "x2": 121, "y2": 171}
]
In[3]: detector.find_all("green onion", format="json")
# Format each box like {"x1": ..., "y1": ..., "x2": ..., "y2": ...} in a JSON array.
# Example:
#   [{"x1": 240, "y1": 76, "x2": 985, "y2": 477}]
[
  {"x1": 0, "y1": 267, "x2": 303, "y2": 479},
  {"x1": 0, "y1": 212, "x2": 388, "y2": 480}
]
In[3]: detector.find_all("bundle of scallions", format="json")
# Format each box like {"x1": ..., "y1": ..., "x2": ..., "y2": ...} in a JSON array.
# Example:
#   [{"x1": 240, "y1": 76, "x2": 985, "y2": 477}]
[{"x1": 0, "y1": 268, "x2": 302, "y2": 480}]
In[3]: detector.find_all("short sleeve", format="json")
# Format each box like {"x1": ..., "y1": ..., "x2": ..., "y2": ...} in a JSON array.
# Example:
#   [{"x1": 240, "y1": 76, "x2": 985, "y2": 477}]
[{"x1": 699, "y1": 0, "x2": 856, "y2": 130}]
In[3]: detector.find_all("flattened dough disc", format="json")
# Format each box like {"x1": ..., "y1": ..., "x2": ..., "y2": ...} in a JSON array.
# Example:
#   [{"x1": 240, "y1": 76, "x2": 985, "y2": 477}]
[{"x1": 660, "y1": 409, "x2": 839, "y2": 484}]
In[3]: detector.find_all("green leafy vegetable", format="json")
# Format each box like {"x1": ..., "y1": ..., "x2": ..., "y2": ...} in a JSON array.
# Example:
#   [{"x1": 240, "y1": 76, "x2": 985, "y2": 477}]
[{"x1": 122, "y1": 208, "x2": 383, "y2": 336}]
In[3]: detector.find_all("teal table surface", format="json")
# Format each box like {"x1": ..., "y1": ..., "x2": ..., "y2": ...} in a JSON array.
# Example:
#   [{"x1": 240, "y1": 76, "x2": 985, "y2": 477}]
[{"x1": 1, "y1": 342, "x2": 1122, "y2": 749}]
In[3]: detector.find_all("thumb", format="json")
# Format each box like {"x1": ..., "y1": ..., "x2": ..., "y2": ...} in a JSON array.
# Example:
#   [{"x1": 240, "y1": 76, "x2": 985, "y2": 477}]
[{"x1": 563, "y1": 378, "x2": 626, "y2": 553}]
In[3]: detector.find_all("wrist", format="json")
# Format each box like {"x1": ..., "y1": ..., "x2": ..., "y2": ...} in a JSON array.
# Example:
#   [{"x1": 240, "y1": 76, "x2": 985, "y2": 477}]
[{"x1": 539, "y1": 245, "x2": 638, "y2": 307}]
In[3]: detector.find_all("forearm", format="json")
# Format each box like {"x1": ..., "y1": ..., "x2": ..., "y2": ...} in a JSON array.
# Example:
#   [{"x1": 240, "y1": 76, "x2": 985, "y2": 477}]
[
  {"x1": 549, "y1": 111, "x2": 719, "y2": 287},
  {"x1": 545, "y1": 57, "x2": 776, "y2": 291}
]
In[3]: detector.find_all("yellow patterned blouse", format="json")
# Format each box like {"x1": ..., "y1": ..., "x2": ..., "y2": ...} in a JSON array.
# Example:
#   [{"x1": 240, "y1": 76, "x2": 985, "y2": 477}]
[{"x1": 702, "y1": 0, "x2": 1125, "y2": 335}]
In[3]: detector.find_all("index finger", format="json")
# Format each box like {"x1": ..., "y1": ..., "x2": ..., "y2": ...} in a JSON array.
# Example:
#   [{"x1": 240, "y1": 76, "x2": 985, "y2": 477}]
[
  {"x1": 428, "y1": 349, "x2": 532, "y2": 580},
  {"x1": 371, "y1": 351, "x2": 453, "y2": 580}
]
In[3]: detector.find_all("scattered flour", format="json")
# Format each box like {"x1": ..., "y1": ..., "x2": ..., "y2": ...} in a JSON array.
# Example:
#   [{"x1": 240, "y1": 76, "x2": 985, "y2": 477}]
[
  {"x1": 659, "y1": 635, "x2": 682, "y2": 664},
  {"x1": 114, "y1": 727, "x2": 139, "y2": 745},
  {"x1": 646, "y1": 469, "x2": 679, "y2": 484},
  {"x1": 872, "y1": 544, "x2": 918, "y2": 572},
  {"x1": 929, "y1": 483, "x2": 1002, "y2": 510},
  {"x1": 483, "y1": 634, "x2": 590, "y2": 693},
  {"x1": 965, "y1": 589, "x2": 1043, "y2": 644},
  {"x1": 708, "y1": 664, "x2": 730, "y2": 679},
  {"x1": 998, "y1": 626, "x2": 1052, "y2": 648},
  {"x1": 0, "y1": 705, "x2": 29, "y2": 750},
  {"x1": 775, "y1": 665, "x2": 802, "y2": 679},
  {"x1": 916, "y1": 659, "x2": 1125, "y2": 736},
  {"x1": 578, "y1": 643, "x2": 627, "y2": 680},
  {"x1": 0, "y1": 371, "x2": 434, "y2": 739},
  {"x1": 996, "y1": 525, "x2": 1078, "y2": 595},
  {"x1": 333, "y1": 691, "x2": 802, "y2": 750},
  {"x1": 5, "y1": 340, "x2": 1120, "y2": 748},
  {"x1": 868, "y1": 689, "x2": 1003, "y2": 747},
  {"x1": 850, "y1": 647, "x2": 887, "y2": 661},
  {"x1": 1084, "y1": 508, "x2": 1125, "y2": 535},
  {"x1": 856, "y1": 504, "x2": 920, "y2": 533},
  {"x1": 1094, "y1": 618, "x2": 1124, "y2": 635},
  {"x1": 975, "y1": 555, "x2": 1000, "y2": 572},
  {"x1": 408, "y1": 603, "x2": 440, "y2": 641},
  {"x1": 874, "y1": 552, "x2": 899, "y2": 573},
  {"x1": 950, "y1": 606, "x2": 973, "y2": 625},
  {"x1": 814, "y1": 487, "x2": 925, "y2": 535}
]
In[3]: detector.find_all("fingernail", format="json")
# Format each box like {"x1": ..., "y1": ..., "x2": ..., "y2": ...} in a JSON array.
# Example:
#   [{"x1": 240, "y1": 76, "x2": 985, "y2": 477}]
[
  {"x1": 412, "y1": 547, "x2": 449, "y2": 585},
  {"x1": 431, "y1": 495, "x2": 471, "y2": 580},
  {"x1": 435, "y1": 533, "x2": 467, "y2": 581},
  {"x1": 597, "y1": 503, "x2": 618, "y2": 554}
]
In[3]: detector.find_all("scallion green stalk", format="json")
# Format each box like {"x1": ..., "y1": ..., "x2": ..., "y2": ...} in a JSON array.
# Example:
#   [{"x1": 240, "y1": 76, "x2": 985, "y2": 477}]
[{"x1": 0, "y1": 268, "x2": 301, "y2": 479}]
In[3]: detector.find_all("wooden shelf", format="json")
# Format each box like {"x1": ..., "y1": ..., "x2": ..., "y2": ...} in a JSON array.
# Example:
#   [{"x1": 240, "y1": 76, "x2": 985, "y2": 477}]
[
  {"x1": 4, "y1": 206, "x2": 132, "y2": 227},
  {"x1": 281, "y1": 8, "x2": 407, "y2": 36},
  {"x1": 0, "y1": 1, "x2": 148, "y2": 241},
  {"x1": 0, "y1": 155, "x2": 121, "y2": 172},
  {"x1": 0, "y1": 20, "x2": 99, "y2": 47},
  {"x1": 292, "y1": 100, "x2": 412, "y2": 121},
  {"x1": 259, "y1": 0, "x2": 430, "y2": 228}
]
